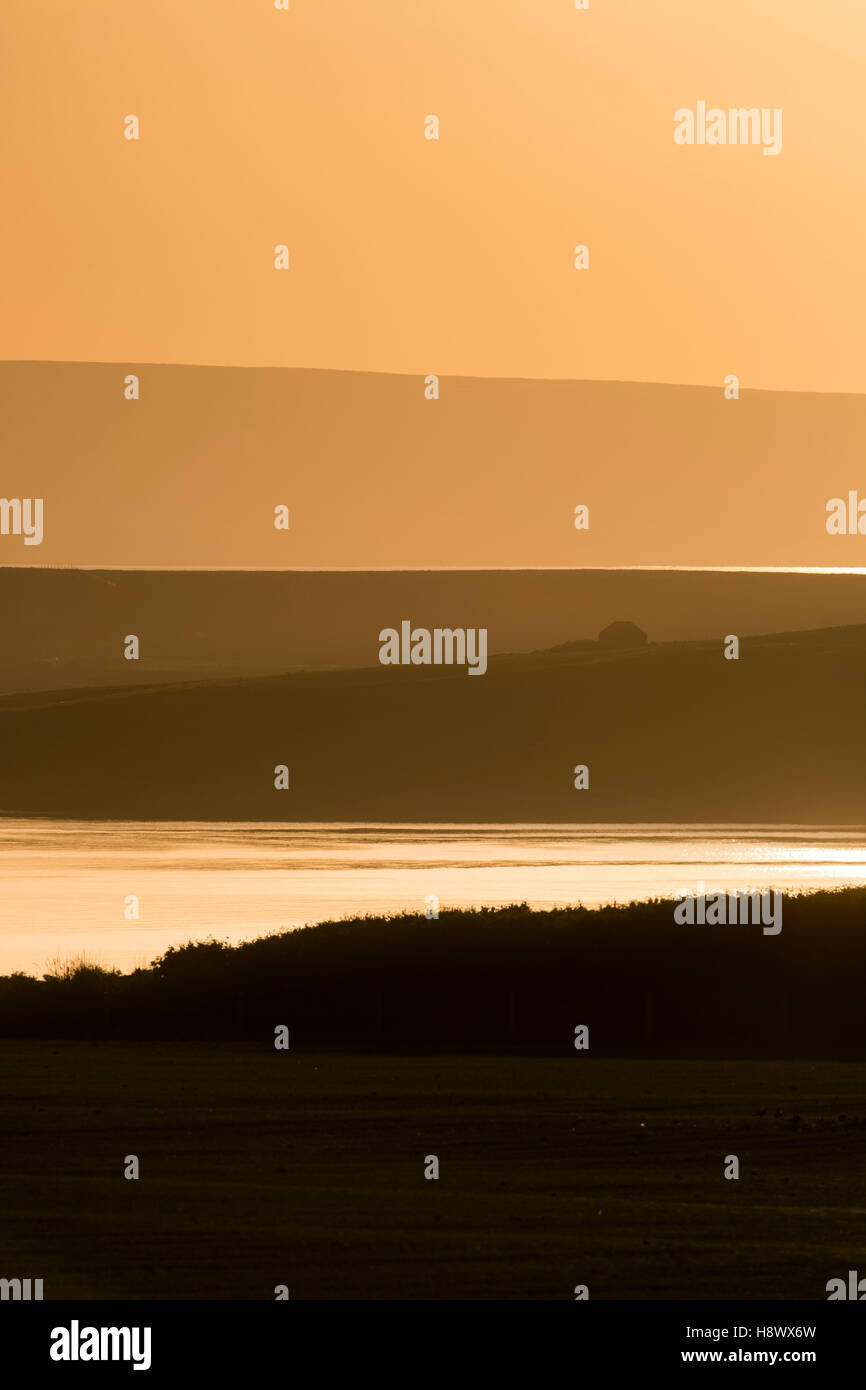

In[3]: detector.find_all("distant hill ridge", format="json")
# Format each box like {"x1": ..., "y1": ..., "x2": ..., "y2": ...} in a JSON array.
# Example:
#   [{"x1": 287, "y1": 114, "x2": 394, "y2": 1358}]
[
  {"x1": 1, "y1": 565, "x2": 864, "y2": 695},
  {"x1": 2, "y1": 361, "x2": 866, "y2": 569}
]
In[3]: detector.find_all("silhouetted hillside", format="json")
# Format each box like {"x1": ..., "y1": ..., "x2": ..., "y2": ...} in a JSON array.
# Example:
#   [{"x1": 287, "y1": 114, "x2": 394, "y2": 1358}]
[{"x1": 0, "y1": 623, "x2": 864, "y2": 821}]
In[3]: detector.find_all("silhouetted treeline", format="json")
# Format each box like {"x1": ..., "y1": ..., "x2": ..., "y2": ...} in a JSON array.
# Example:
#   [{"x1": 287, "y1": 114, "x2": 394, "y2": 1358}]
[{"x1": 2, "y1": 889, "x2": 865, "y2": 1054}]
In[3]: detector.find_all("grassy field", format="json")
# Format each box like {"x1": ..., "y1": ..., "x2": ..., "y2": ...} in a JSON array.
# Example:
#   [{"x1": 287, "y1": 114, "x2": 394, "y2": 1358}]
[{"x1": 2, "y1": 1043, "x2": 865, "y2": 1300}]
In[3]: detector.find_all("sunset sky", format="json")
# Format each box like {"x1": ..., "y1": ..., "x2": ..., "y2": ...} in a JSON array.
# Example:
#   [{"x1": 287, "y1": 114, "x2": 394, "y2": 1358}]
[{"x1": 2, "y1": 0, "x2": 865, "y2": 393}]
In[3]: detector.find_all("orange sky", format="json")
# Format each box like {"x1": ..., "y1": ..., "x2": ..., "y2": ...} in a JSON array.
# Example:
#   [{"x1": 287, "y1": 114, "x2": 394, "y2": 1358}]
[{"x1": 3, "y1": 0, "x2": 865, "y2": 392}]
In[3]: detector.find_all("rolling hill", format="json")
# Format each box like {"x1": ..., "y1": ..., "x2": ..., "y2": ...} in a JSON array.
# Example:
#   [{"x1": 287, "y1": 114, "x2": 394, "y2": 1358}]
[{"x1": 1, "y1": 621, "x2": 863, "y2": 822}]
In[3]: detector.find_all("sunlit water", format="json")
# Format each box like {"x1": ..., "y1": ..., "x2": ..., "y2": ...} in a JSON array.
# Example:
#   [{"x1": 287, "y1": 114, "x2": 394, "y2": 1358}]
[{"x1": 1, "y1": 820, "x2": 864, "y2": 976}]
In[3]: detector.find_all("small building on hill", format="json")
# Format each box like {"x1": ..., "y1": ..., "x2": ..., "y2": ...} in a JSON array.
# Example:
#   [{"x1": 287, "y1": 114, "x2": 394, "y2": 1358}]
[{"x1": 598, "y1": 620, "x2": 648, "y2": 648}]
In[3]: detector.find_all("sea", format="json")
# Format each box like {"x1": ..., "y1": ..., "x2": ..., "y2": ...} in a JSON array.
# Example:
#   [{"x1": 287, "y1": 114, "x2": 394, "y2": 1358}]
[{"x1": 1, "y1": 820, "x2": 864, "y2": 976}]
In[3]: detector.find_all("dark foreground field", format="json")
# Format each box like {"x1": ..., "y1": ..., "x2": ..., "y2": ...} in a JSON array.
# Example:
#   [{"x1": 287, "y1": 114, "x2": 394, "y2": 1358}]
[{"x1": 3, "y1": 1044, "x2": 864, "y2": 1300}]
